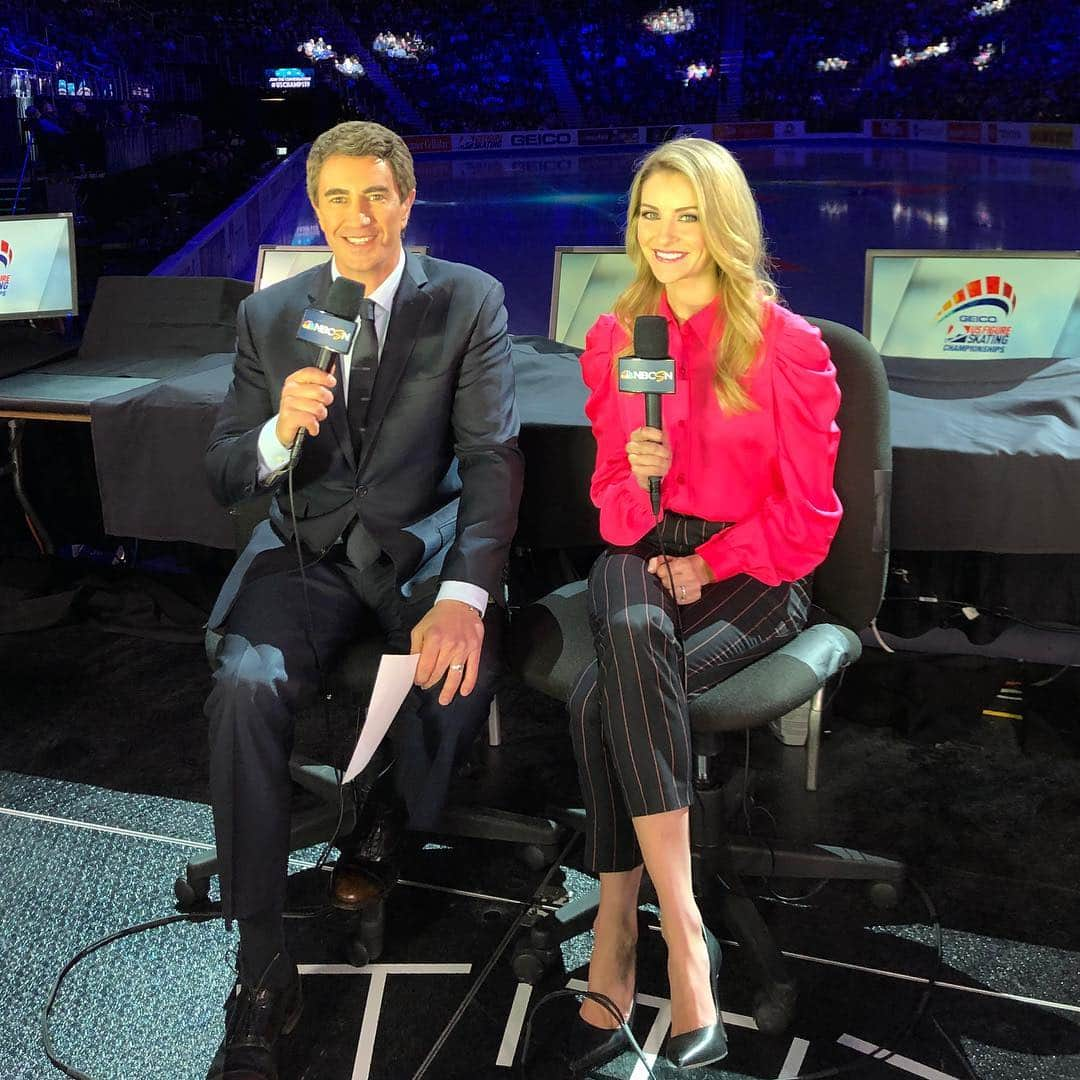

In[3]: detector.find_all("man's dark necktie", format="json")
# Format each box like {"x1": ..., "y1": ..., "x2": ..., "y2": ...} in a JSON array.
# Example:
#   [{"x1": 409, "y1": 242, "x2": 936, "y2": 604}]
[
  {"x1": 343, "y1": 298, "x2": 382, "y2": 571},
  {"x1": 347, "y1": 298, "x2": 378, "y2": 455}
]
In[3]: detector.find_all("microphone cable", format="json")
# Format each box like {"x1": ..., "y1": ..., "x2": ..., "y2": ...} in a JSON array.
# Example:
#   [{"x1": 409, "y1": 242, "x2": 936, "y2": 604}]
[
  {"x1": 285, "y1": 460, "x2": 350, "y2": 874},
  {"x1": 281, "y1": 276, "x2": 371, "y2": 869},
  {"x1": 41, "y1": 905, "x2": 335, "y2": 1080}
]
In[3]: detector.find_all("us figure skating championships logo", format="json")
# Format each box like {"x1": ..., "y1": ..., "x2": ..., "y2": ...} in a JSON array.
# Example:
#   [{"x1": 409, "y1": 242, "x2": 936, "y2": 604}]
[
  {"x1": 0, "y1": 239, "x2": 11, "y2": 296},
  {"x1": 935, "y1": 274, "x2": 1016, "y2": 354}
]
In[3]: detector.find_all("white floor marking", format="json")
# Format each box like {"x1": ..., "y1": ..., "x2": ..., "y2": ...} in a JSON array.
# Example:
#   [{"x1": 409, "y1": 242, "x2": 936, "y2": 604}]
[
  {"x1": 496, "y1": 981, "x2": 533, "y2": 1066},
  {"x1": 8, "y1": 803, "x2": 1079, "y2": 1018},
  {"x1": 299, "y1": 963, "x2": 472, "y2": 976},
  {"x1": 838, "y1": 1034, "x2": 961, "y2": 1079},
  {"x1": 778, "y1": 1036, "x2": 810, "y2": 1078},
  {"x1": 351, "y1": 968, "x2": 385, "y2": 1080},
  {"x1": 295, "y1": 963, "x2": 473, "y2": 1080}
]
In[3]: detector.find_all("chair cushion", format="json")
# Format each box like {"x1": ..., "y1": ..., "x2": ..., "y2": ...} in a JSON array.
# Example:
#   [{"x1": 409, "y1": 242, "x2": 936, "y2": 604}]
[
  {"x1": 689, "y1": 622, "x2": 861, "y2": 741},
  {"x1": 511, "y1": 585, "x2": 861, "y2": 742}
]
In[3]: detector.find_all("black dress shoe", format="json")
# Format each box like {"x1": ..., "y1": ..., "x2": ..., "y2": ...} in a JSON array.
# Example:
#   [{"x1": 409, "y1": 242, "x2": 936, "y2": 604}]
[
  {"x1": 331, "y1": 795, "x2": 407, "y2": 910},
  {"x1": 568, "y1": 1003, "x2": 635, "y2": 1074},
  {"x1": 665, "y1": 927, "x2": 728, "y2": 1070},
  {"x1": 207, "y1": 962, "x2": 302, "y2": 1080}
]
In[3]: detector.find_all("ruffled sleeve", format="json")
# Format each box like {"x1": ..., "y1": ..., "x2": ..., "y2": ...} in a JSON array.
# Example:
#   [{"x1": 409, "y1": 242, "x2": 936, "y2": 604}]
[
  {"x1": 580, "y1": 314, "x2": 657, "y2": 545},
  {"x1": 697, "y1": 311, "x2": 843, "y2": 584}
]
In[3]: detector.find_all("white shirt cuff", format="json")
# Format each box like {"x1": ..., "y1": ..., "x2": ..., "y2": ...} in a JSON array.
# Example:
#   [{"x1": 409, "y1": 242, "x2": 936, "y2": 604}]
[
  {"x1": 257, "y1": 416, "x2": 292, "y2": 483},
  {"x1": 436, "y1": 580, "x2": 488, "y2": 615}
]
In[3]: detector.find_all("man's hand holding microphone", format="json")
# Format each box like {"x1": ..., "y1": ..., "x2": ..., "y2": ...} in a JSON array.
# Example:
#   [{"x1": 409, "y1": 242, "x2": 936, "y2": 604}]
[{"x1": 276, "y1": 367, "x2": 338, "y2": 448}]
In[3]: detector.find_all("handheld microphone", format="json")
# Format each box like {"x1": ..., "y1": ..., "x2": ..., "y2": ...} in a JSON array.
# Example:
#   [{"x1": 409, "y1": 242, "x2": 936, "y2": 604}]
[
  {"x1": 288, "y1": 277, "x2": 366, "y2": 469},
  {"x1": 618, "y1": 314, "x2": 676, "y2": 515}
]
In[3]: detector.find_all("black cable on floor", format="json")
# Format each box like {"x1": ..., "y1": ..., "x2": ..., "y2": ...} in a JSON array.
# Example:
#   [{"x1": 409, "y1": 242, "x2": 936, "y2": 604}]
[
  {"x1": 930, "y1": 1012, "x2": 983, "y2": 1079},
  {"x1": 409, "y1": 827, "x2": 581, "y2": 1080},
  {"x1": 42, "y1": 912, "x2": 213, "y2": 1080},
  {"x1": 41, "y1": 904, "x2": 331, "y2": 1080}
]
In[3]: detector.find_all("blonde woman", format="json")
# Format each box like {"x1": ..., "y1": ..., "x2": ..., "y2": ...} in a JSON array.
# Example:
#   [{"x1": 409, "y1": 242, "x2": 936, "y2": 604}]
[{"x1": 567, "y1": 138, "x2": 842, "y2": 1072}]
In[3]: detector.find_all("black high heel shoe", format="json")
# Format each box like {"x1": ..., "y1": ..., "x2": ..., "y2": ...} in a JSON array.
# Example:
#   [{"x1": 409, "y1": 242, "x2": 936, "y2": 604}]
[
  {"x1": 568, "y1": 994, "x2": 635, "y2": 1074},
  {"x1": 665, "y1": 926, "x2": 728, "y2": 1070}
]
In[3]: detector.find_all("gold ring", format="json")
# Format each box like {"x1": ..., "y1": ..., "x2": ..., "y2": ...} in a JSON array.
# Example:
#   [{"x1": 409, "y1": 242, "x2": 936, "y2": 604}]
[{"x1": 679, "y1": 585, "x2": 687, "y2": 600}]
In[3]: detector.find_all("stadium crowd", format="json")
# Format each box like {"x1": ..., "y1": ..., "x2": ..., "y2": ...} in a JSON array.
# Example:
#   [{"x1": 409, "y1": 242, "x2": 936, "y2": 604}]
[
  {"x1": 348, "y1": 0, "x2": 561, "y2": 132},
  {"x1": 3, "y1": 0, "x2": 1078, "y2": 175},
  {"x1": 742, "y1": 0, "x2": 1079, "y2": 127},
  {"x1": 547, "y1": 0, "x2": 726, "y2": 125}
]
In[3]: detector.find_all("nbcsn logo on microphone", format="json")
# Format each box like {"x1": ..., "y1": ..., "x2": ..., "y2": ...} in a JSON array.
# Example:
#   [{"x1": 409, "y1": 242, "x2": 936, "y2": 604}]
[
  {"x1": 935, "y1": 274, "x2": 1017, "y2": 354},
  {"x1": 0, "y1": 239, "x2": 12, "y2": 296}
]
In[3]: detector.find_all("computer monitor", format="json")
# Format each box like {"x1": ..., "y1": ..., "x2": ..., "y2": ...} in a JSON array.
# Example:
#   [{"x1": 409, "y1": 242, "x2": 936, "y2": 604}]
[
  {"x1": 864, "y1": 249, "x2": 1080, "y2": 361},
  {"x1": 0, "y1": 212, "x2": 78, "y2": 323},
  {"x1": 549, "y1": 246, "x2": 635, "y2": 350},
  {"x1": 254, "y1": 244, "x2": 430, "y2": 292}
]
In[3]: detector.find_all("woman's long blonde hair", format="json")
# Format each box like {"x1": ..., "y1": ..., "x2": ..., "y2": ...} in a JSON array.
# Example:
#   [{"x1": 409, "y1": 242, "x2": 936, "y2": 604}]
[{"x1": 614, "y1": 138, "x2": 777, "y2": 413}]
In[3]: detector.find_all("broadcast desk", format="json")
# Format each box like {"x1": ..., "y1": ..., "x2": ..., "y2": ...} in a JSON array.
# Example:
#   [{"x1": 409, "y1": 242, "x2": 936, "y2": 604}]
[
  {"x1": 0, "y1": 339, "x2": 596, "y2": 553},
  {"x1": 2, "y1": 335, "x2": 1079, "y2": 668}
]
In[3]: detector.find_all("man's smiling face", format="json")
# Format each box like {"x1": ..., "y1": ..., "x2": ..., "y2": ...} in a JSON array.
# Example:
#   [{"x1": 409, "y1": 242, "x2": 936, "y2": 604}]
[{"x1": 311, "y1": 153, "x2": 416, "y2": 290}]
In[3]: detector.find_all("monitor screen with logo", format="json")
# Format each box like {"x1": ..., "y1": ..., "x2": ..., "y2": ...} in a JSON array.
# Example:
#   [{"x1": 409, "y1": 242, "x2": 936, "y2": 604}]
[
  {"x1": 864, "y1": 250, "x2": 1080, "y2": 361},
  {"x1": 254, "y1": 244, "x2": 430, "y2": 291},
  {"x1": 265, "y1": 67, "x2": 313, "y2": 90},
  {"x1": 549, "y1": 246, "x2": 635, "y2": 349},
  {"x1": 0, "y1": 212, "x2": 78, "y2": 323}
]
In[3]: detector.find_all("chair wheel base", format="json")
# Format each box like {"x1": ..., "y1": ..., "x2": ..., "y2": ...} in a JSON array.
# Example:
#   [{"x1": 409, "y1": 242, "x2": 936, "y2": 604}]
[
  {"x1": 174, "y1": 876, "x2": 209, "y2": 910},
  {"x1": 511, "y1": 938, "x2": 558, "y2": 985},
  {"x1": 344, "y1": 902, "x2": 385, "y2": 966},
  {"x1": 869, "y1": 880, "x2": 902, "y2": 910},
  {"x1": 346, "y1": 938, "x2": 373, "y2": 967},
  {"x1": 518, "y1": 842, "x2": 561, "y2": 871},
  {"x1": 753, "y1": 980, "x2": 798, "y2": 1035}
]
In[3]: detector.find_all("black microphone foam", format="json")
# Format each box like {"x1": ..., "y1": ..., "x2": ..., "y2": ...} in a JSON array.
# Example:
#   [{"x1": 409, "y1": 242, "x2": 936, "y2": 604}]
[
  {"x1": 323, "y1": 276, "x2": 366, "y2": 328},
  {"x1": 633, "y1": 314, "x2": 670, "y2": 361}
]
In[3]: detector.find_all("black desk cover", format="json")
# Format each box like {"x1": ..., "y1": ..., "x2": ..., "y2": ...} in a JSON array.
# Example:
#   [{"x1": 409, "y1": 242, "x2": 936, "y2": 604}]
[{"x1": 88, "y1": 341, "x2": 598, "y2": 550}]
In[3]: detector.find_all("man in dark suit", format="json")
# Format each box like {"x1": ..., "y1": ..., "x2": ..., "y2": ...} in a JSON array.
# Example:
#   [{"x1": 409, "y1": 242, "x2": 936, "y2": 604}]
[{"x1": 203, "y1": 121, "x2": 522, "y2": 1080}]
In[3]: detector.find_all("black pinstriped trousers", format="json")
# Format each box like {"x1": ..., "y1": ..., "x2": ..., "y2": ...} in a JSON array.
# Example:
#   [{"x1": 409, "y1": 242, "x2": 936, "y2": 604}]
[{"x1": 568, "y1": 513, "x2": 810, "y2": 873}]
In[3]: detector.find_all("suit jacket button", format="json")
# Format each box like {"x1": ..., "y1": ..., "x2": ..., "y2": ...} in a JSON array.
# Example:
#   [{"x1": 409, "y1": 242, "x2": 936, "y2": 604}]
[{"x1": 356, "y1": 485, "x2": 368, "y2": 497}]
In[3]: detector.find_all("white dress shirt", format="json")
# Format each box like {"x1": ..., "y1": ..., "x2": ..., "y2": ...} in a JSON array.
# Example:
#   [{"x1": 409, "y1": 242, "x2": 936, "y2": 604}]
[{"x1": 254, "y1": 250, "x2": 488, "y2": 614}]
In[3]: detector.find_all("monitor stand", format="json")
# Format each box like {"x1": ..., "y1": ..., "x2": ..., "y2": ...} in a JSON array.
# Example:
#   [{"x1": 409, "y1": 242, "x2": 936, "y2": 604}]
[{"x1": 0, "y1": 320, "x2": 79, "y2": 379}]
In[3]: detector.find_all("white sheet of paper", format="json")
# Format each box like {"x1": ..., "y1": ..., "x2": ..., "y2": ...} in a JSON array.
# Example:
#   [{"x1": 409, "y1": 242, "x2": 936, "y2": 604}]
[{"x1": 342, "y1": 653, "x2": 420, "y2": 783}]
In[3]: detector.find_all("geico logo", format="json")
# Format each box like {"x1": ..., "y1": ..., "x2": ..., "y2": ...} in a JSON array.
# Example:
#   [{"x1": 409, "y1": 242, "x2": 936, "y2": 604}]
[
  {"x1": 964, "y1": 315, "x2": 999, "y2": 323},
  {"x1": 622, "y1": 369, "x2": 673, "y2": 382},
  {"x1": 510, "y1": 132, "x2": 573, "y2": 146},
  {"x1": 510, "y1": 159, "x2": 574, "y2": 172},
  {"x1": 302, "y1": 319, "x2": 348, "y2": 341}
]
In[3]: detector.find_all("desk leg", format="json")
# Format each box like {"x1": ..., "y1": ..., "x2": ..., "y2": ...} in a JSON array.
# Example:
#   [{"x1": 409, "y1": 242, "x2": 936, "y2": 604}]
[{"x1": 4, "y1": 419, "x2": 54, "y2": 555}]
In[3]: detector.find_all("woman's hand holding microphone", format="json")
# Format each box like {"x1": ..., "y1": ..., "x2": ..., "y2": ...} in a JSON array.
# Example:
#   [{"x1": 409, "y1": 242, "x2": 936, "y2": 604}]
[{"x1": 627, "y1": 427, "x2": 715, "y2": 604}]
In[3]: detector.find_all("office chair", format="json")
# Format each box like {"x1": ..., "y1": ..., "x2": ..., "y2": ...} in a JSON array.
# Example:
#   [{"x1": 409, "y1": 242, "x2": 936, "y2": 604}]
[
  {"x1": 507, "y1": 318, "x2": 904, "y2": 1033},
  {"x1": 174, "y1": 502, "x2": 564, "y2": 965}
]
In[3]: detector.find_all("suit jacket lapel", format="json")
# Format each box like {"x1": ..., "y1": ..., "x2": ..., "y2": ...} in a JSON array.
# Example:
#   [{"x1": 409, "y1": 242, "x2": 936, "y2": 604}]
[
  {"x1": 359, "y1": 255, "x2": 432, "y2": 471},
  {"x1": 307, "y1": 261, "x2": 355, "y2": 469}
]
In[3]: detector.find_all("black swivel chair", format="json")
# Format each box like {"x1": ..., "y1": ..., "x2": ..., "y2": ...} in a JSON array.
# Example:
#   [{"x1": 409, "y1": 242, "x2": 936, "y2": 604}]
[
  {"x1": 175, "y1": 503, "x2": 564, "y2": 964},
  {"x1": 507, "y1": 318, "x2": 904, "y2": 1033}
]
